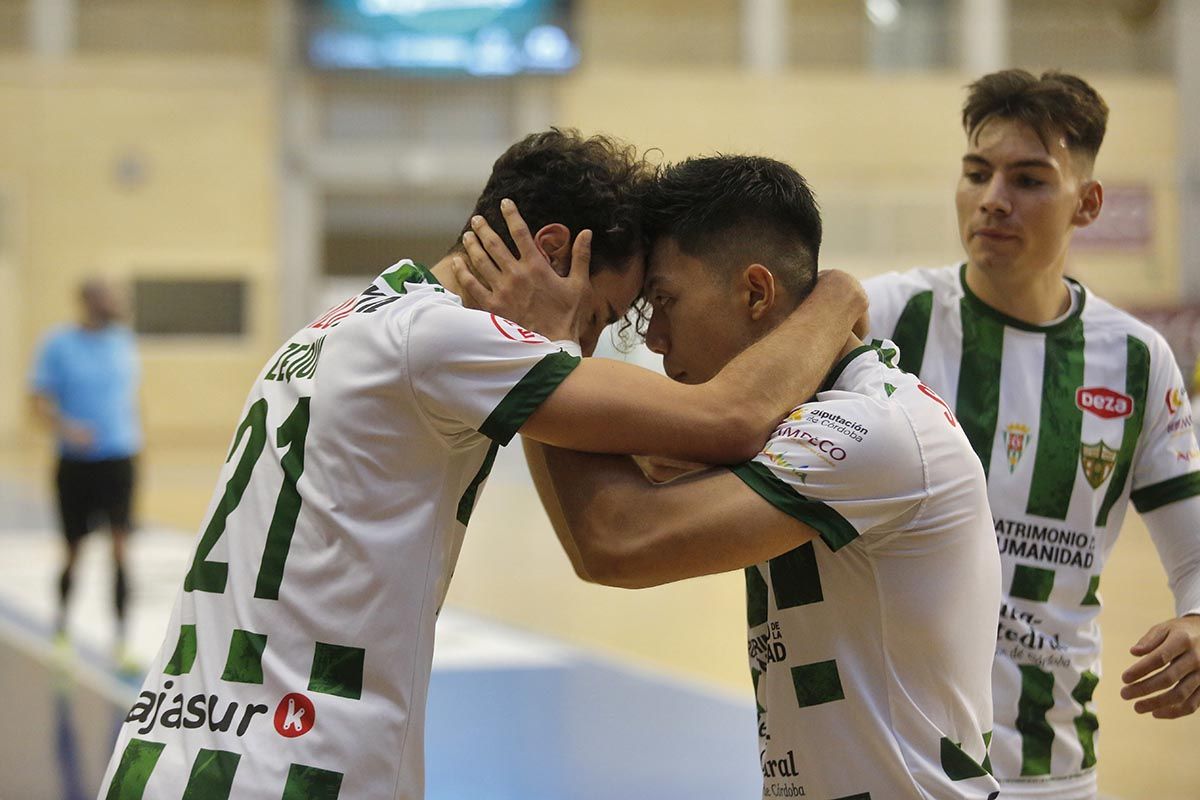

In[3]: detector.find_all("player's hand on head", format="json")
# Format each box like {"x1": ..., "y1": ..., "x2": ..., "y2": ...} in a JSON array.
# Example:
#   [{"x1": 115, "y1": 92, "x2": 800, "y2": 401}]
[
  {"x1": 1120, "y1": 614, "x2": 1200, "y2": 718},
  {"x1": 457, "y1": 198, "x2": 593, "y2": 345},
  {"x1": 814, "y1": 270, "x2": 870, "y2": 338}
]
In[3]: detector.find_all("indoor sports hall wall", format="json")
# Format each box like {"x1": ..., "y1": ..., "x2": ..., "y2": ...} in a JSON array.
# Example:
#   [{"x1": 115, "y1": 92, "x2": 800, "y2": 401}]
[{"x1": 0, "y1": 56, "x2": 278, "y2": 446}]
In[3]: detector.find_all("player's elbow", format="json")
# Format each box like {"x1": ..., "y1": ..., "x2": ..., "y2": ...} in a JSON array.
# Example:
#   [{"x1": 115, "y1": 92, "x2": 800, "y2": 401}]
[
  {"x1": 571, "y1": 504, "x2": 667, "y2": 590},
  {"x1": 695, "y1": 408, "x2": 766, "y2": 465}
]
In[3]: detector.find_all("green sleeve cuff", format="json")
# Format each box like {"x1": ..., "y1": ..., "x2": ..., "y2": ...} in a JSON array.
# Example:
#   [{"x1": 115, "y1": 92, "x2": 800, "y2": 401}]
[
  {"x1": 478, "y1": 350, "x2": 581, "y2": 446},
  {"x1": 729, "y1": 461, "x2": 860, "y2": 552}
]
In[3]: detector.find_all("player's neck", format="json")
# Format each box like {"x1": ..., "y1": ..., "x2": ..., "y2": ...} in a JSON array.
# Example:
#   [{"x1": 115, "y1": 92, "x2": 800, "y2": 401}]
[
  {"x1": 964, "y1": 260, "x2": 1072, "y2": 326},
  {"x1": 428, "y1": 255, "x2": 472, "y2": 308}
]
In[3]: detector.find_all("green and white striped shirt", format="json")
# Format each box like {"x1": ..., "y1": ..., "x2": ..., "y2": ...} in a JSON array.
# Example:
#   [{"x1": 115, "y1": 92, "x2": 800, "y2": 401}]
[
  {"x1": 867, "y1": 263, "x2": 1200, "y2": 798},
  {"x1": 99, "y1": 261, "x2": 582, "y2": 799}
]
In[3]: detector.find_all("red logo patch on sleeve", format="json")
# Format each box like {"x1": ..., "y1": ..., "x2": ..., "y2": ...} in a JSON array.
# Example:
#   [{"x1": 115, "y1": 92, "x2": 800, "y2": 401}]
[
  {"x1": 490, "y1": 314, "x2": 550, "y2": 345},
  {"x1": 1075, "y1": 387, "x2": 1134, "y2": 420}
]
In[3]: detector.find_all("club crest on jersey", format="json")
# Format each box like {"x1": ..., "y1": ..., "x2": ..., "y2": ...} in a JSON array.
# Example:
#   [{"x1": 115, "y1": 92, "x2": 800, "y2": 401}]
[
  {"x1": 1167, "y1": 387, "x2": 1187, "y2": 415},
  {"x1": 490, "y1": 314, "x2": 549, "y2": 345},
  {"x1": 1002, "y1": 423, "x2": 1032, "y2": 472},
  {"x1": 1080, "y1": 440, "x2": 1118, "y2": 489},
  {"x1": 1075, "y1": 387, "x2": 1134, "y2": 420}
]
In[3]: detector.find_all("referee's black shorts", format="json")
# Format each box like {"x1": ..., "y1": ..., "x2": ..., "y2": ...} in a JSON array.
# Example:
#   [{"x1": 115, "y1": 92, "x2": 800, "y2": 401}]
[{"x1": 55, "y1": 456, "x2": 136, "y2": 543}]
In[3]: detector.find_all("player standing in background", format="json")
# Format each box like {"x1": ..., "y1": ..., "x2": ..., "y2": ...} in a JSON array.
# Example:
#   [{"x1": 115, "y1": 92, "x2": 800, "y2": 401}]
[
  {"x1": 865, "y1": 70, "x2": 1200, "y2": 798},
  {"x1": 30, "y1": 278, "x2": 141, "y2": 670},
  {"x1": 457, "y1": 155, "x2": 1002, "y2": 799},
  {"x1": 97, "y1": 130, "x2": 865, "y2": 799}
]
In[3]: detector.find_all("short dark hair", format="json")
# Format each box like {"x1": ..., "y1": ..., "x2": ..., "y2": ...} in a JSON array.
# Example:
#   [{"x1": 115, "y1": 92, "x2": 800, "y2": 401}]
[
  {"x1": 963, "y1": 69, "x2": 1109, "y2": 162},
  {"x1": 641, "y1": 154, "x2": 822, "y2": 301},
  {"x1": 457, "y1": 128, "x2": 651, "y2": 274}
]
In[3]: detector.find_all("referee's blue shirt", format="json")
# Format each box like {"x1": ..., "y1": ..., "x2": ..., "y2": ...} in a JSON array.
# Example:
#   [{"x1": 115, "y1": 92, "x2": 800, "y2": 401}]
[{"x1": 30, "y1": 325, "x2": 141, "y2": 461}]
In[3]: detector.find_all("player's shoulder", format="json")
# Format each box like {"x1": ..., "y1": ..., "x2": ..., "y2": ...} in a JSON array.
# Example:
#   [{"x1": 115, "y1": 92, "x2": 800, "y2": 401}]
[
  {"x1": 791, "y1": 348, "x2": 925, "y2": 459},
  {"x1": 38, "y1": 324, "x2": 79, "y2": 352},
  {"x1": 864, "y1": 262, "x2": 962, "y2": 301},
  {"x1": 1077, "y1": 281, "x2": 1175, "y2": 360}
]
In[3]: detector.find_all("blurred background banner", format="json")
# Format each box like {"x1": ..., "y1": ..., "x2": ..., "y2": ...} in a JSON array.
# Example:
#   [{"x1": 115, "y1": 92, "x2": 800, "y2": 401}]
[{"x1": 1, "y1": 1, "x2": 1198, "y2": 797}]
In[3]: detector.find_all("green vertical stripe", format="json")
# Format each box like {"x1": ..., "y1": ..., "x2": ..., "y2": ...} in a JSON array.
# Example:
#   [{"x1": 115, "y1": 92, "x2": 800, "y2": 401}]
[
  {"x1": 1010, "y1": 564, "x2": 1056, "y2": 602},
  {"x1": 769, "y1": 542, "x2": 823, "y2": 609},
  {"x1": 221, "y1": 629, "x2": 268, "y2": 684},
  {"x1": 1026, "y1": 320, "x2": 1085, "y2": 518},
  {"x1": 105, "y1": 738, "x2": 165, "y2": 800},
  {"x1": 745, "y1": 566, "x2": 768, "y2": 628},
  {"x1": 309, "y1": 642, "x2": 365, "y2": 700},
  {"x1": 164, "y1": 624, "x2": 198, "y2": 675},
  {"x1": 791, "y1": 659, "x2": 845, "y2": 708},
  {"x1": 282, "y1": 763, "x2": 344, "y2": 800},
  {"x1": 456, "y1": 442, "x2": 499, "y2": 525},
  {"x1": 890, "y1": 290, "x2": 934, "y2": 374},
  {"x1": 181, "y1": 749, "x2": 240, "y2": 799},
  {"x1": 1081, "y1": 575, "x2": 1101, "y2": 606},
  {"x1": 1097, "y1": 337, "x2": 1150, "y2": 527},
  {"x1": 957, "y1": 300, "x2": 1005, "y2": 478},
  {"x1": 1071, "y1": 671, "x2": 1100, "y2": 769},
  {"x1": 1017, "y1": 664, "x2": 1056, "y2": 776}
]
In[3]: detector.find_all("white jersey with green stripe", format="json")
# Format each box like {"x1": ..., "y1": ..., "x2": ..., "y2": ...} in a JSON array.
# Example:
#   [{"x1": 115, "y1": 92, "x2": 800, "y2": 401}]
[
  {"x1": 98, "y1": 261, "x2": 582, "y2": 800},
  {"x1": 866, "y1": 263, "x2": 1200, "y2": 798},
  {"x1": 731, "y1": 342, "x2": 1002, "y2": 800}
]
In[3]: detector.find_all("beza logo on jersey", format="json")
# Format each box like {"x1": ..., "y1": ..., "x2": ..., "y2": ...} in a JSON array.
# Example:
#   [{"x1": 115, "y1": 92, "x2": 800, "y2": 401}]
[
  {"x1": 1075, "y1": 387, "x2": 1134, "y2": 420},
  {"x1": 490, "y1": 314, "x2": 549, "y2": 345},
  {"x1": 1167, "y1": 387, "x2": 1187, "y2": 415}
]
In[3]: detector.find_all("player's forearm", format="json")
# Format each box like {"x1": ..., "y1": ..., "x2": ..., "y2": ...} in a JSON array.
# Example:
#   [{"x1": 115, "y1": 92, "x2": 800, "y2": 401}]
[
  {"x1": 702, "y1": 270, "x2": 865, "y2": 441},
  {"x1": 30, "y1": 393, "x2": 60, "y2": 430},
  {"x1": 1143, "y1": 496, "x2": 1200, "y2": 617},
  {"x1": 522, "y1": 437, "x2": 592, "y2": 581},
  {"x1": 536, "y1": 443, "x2": 674, "y2": 588}
]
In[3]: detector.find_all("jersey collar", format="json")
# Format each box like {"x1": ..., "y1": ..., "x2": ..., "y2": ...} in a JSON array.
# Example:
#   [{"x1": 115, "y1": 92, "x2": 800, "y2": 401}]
[{"x1": 958, "y1": 262, "x2": 1086, "y2": 334}]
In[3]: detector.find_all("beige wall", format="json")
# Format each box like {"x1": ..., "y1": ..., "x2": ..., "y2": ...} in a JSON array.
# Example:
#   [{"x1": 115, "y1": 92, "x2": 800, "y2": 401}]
[
  {"x1": 557, "y1": 68, "x2": 1178, "y2": 303},
  {"x1": 0, "y1": 56, "x2": 278, "y2": 447}
]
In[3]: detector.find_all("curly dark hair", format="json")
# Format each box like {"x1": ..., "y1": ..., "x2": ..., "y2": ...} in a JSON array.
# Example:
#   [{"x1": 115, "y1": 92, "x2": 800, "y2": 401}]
[
  {"x1": 454, "y1": 128, "x2": 652, "y2": 276},
  {"x1": 963, "y1": 69, "x2": 1109, "y2": 162}
]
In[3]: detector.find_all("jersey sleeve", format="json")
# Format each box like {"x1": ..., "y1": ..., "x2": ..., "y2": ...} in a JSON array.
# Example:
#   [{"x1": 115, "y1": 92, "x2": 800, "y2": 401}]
[
  {"x1": 1129, "y1": 334, "x2": 1200, "y2": 512},
  {"x1": 29, "y1": 332, "x2": 62, "y2": 398},
  {"x1": 727, "y1": 398, "x2": 925, "y2": 552},
  {"x1": 404, "y1": 301, "x2": 582, "y2": 446}
]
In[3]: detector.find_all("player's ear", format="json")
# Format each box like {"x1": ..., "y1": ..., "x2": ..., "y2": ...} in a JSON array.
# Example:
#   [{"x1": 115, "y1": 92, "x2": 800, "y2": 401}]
[
  {"x1": 1072, "y1": 179, "x2": 1103, "y2": 229},
  {"x1": 533, "y1": 223, "x2": 572, "y2": 277},
  {"x1": 743, "y1": 264, "x2": 776, "y2": 321}
]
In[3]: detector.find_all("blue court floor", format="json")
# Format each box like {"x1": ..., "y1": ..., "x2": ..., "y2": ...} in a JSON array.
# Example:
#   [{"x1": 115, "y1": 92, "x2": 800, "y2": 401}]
[{"x1": 0, "y1": 483, "x2": 761, "y2": 799}]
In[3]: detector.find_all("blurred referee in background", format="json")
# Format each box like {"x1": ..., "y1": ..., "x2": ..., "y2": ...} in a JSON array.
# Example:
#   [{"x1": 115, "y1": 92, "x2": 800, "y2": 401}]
[{"x1": 29, "y1": 278, "x2": 141, "y2": 669}]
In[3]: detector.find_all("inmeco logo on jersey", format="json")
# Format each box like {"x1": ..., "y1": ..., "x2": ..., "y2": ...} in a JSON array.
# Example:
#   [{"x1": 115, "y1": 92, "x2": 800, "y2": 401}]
[{"x1": 1075, "y1": 387, "x2": 1134, "y2": 420}]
